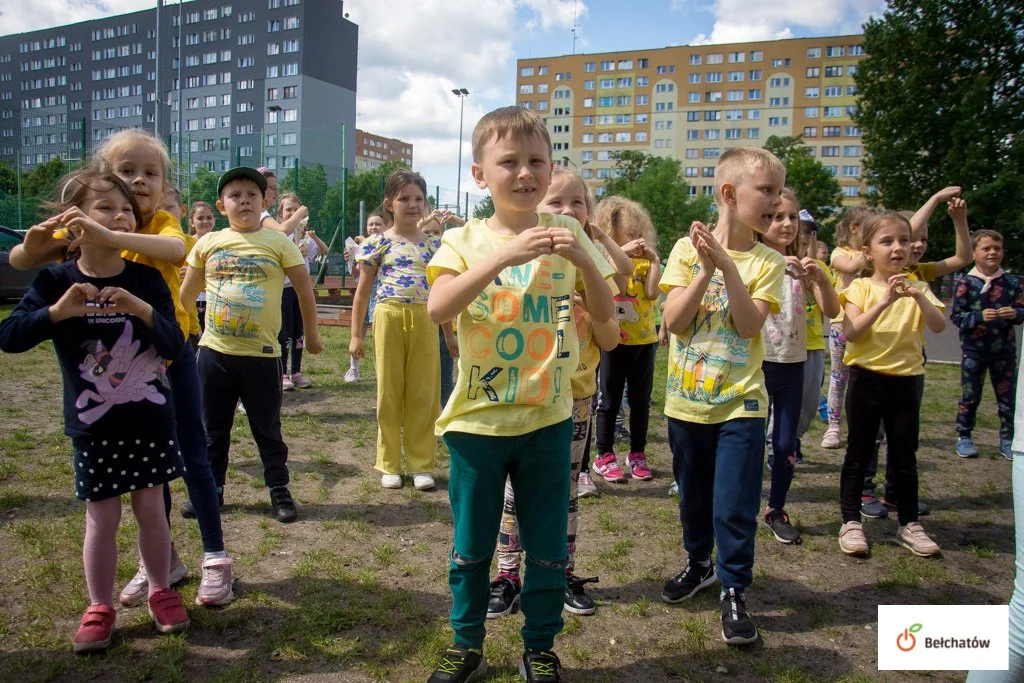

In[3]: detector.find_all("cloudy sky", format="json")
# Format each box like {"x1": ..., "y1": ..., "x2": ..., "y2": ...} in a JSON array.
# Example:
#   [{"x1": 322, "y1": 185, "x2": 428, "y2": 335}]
[{"x1": 0, "y1": 0, "x2": 886, "y2": 206}]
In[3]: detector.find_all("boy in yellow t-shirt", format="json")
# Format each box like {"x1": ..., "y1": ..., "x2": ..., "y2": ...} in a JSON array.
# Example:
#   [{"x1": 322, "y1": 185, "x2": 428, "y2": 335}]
[
  {"x1": 659, "y1": 148, "x2": 786, "y2": 647},
  {"x1": 425, "y1": 107, "x2": 615, "y2": 683},
  {"x1": 180, "y1": 167, "x2": 323, "y2": 525}
]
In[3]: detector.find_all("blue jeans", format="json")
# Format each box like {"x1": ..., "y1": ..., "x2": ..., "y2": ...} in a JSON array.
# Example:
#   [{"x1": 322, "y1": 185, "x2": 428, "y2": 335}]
[
  {"x1": 439, "y1": 327, "x2": 454, "y2": 410},
  {"x1": 669, "y1": 416, "x2": 765, "y2": 590},
  {"x1": 967, "y1": 452, "x2": 1024, "y2": 682},
  {"x1": 764, "y1": 361, "x2": 804, "y2": 510},
  {"x1": 167, "y1": 343, "x2": 224, "y2": 553}
]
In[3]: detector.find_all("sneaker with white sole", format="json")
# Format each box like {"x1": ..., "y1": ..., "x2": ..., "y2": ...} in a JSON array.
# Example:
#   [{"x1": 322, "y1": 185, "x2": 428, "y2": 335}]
[
  {"x1": 119, "y1": 550, "x2": 189, "y2": 607},
  {"x1": 577, "y1": 470, "x2": 599, "y2": 498},
  {"x1": 720, "y1": 588, "x2": 758, "y2": 645},
  {"x1": 838, "y1": 520, "x2": 869, "y2": 556},
  {"x1": 412, "y1": 473, "x2": 435, "y2": 490},
  {"x1": 290, "y1": 372, "x2": 312, "y2": 389},
  {"x1": 196, "y1": 556, "x2": 235, "y2": 606},
  {"x1": 626, "y1": 451, "x2": 653, "y2": 480},
  {"x1": 821, "y1": 426, "x2": 841, "y2": 449},
  {"x1": 593, "y1": 452, "x2": 626, "y2": 483},
  {"x1": 956, "y1": 436, "x2": 978, "y2": 458},
  {"x1": 897, "y1": 522, "x2": 940, "y2": 557},
  {"x1": 662, "y1": 560, "x2": 716, "y2": 603},
  {"x1": 381, "y1": 473, "x2": 402, "y2": 489},
  {"x1": 343, "y1": 367, "x2": 359, "y2": 383},
  {"x1": 282, "y1": 375, "x2": 294, "y2": 391}
]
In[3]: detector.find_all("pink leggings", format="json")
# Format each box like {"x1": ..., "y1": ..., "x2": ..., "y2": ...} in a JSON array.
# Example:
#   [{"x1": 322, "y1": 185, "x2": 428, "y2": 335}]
[
  {"x1": 827, "y1": 323, "x2": 849, "y2": 430},
  {"x1": 84, "y1": 487, "x2": 171, "y2": 607}
]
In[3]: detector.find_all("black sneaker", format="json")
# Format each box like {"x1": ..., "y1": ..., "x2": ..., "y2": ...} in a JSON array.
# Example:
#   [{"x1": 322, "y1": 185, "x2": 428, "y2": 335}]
[
  {"x1": 427, "y1": 646, "x2": 486, "y2": 683},
  {"x1": 764, "y1": 509, "x2": 802, "y2": 544},
  {"x1": 564, "y1": 575, "x2": 598, "y2": 615},
  {"x1": 485, "y1": 575, "x2": 521, "y2": 619},
  {"x1": 661, "y1": 560, "x2": 716, "y2": 604},
  {"x1": 269, "y1": 486, "x2": 297, "y2": 523},
  {"x1": 180, "y1": 491, "x2": 224, "y2": 519},
  {"x1": 614, "y1": 424, "x2": 631, "y2": 444},
  {"x1": 520, "y1": 650, "x2": 561, "y2": 683},
  {"x1": 860, "y1": 495, "x2": 888, "y2": 520},
  {"x1": 720, "y1": 588, "x2": 758, "y2": 645},
  {"x1": 881, "y1": 497, "x2": 930, "y2": 517}
]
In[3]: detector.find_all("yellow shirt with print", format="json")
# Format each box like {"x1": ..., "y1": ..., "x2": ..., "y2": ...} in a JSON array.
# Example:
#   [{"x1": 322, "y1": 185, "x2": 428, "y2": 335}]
[
  {"x1": 188, "y1": 227, "x2": 305, "y2": 357},
  {"x1": 571, "y1": 304, "x2": 600, "y2": 399},
  {"x1": 660, "y1": 237, "x2": 785, "y2": 424},
  {"x1": 427, "y1": 213, "x2": 615, "y2": 437},
  {"x1": 183, "y1": 232, "x2": 202, "y2": 337},
  {"x1": 805, "y1": 259, "x2": 833, "y2": 352},
  {"x1": 830, "y1": 245, "x2": 861, "y2": 325},
  {"x1": 840, "y1": 277, "x2": 945, "y2": 376},
  {"x1": 617, "y1": 257, "x2": 658, "y2": 345}
]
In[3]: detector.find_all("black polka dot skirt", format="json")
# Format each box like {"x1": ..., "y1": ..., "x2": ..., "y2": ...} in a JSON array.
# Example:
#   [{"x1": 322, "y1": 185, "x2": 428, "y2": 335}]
[{"x1": 72, "y1": 434, "x2": 184, "y2": 502}]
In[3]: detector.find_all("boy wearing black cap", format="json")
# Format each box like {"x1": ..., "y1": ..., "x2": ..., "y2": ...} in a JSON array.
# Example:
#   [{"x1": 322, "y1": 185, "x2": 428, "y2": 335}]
[{"x1": 180, "y1": 167, "x2": 323, "y2": 523}]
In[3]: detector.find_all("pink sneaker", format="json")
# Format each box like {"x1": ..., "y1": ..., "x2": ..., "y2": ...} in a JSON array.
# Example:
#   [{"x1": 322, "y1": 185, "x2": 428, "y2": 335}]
[
  {"x1": 594, "y1": 452, "x2": 626, "y2": 483},
  {"x1": 148, "y1": 588, "x2": 189, "y2": 633},
  {"x1": 73, "y1": 603, "x2": 116, "y2": 653},
  {"x1": 626, "y1": 452, "x2": 653, "y2": 480}
]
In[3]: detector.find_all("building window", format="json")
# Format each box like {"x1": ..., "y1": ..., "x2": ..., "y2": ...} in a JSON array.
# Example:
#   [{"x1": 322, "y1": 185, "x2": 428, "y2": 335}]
[
  {"x1": 807, "y1": 47, "x2": 821, "y2": 58},
  {"x1": 806, "y1": 67, "x2": 820, "y2": 78},
  {"x1": 803, "y1": 126, "x2": 818, "y2": 138}
]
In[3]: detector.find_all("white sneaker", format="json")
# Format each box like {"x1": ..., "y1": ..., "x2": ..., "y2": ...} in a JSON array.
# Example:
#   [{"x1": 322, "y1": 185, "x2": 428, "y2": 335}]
[
  {"x1": 381, "y1": 473, "x2": 402, "y2": 489},
  {"x1": 412, "y1": 473, "x2": 435, "y2": 491},
  {"x1": 343, "y1": 368, "x2": 359, "y2": 383},
  {"x1": 237, "y1": 401, "x2": 247, "y2": 415},
  {"x1": 282, "y1": 375, "x2": 295, "y2": 391}
]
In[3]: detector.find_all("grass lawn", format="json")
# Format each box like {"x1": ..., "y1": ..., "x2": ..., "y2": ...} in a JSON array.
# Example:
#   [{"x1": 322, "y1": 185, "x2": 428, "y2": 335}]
[{"x1": 0, "y1": 310, "x2": 1015, "y2": 682}]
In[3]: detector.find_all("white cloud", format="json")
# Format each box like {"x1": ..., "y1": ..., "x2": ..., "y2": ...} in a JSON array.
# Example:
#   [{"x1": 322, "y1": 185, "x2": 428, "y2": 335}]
[
  {"x1": 0, "y1": 0, "x2": 154, "y2": 34},
  {"x1": 690, "y1": 0, "x2": 885, "y2": 44}
]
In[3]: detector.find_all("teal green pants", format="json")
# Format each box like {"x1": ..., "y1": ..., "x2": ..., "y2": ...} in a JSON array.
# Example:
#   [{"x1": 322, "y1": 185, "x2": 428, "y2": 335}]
[{"x1": 443, "y1": 419, "x2": 572, "y2": 651}]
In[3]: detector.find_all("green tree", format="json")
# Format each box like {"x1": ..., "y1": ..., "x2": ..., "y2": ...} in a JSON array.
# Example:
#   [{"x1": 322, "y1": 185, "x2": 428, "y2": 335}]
[
  {"x1": 344, "y1": 160, "x2": 409, "y2": 235},
  {"x1": 0, "y1": 159, "x2": 17, "y2": 196},
  {"x1": 473, "y1": 194, "x2": 494, "y2": 220},
  {"x1": 602, "y1": 152, "x2": 715, "y2": 257},
  {"x1": 763, "y1": 135, "x2": 843, "y2": 226},
  {"x1": 855, "y1": 0, "x2": 1024, "y2": 268},
  {"x1": 186, "y1": 168, "x2": 229, "y2": 230}
]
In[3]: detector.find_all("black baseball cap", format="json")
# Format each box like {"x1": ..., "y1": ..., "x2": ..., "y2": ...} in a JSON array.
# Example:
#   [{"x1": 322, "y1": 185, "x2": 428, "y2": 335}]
[{"x1": 218, "y1": 167, "x2": 267, "y2": 196}]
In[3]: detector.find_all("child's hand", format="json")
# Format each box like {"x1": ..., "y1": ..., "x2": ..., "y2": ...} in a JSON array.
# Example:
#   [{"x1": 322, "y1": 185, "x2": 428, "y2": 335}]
[
  {"x1": 444, "y1": 331, "x2": 459, "y2": 359},
  {"x1": 305, "y1": 331, "x2": 324, "y2": 355},
  {"x1": 997, "y1": 307, "x2": 1017, "y2": 320},
  {"x1": 799, "y1": 257, "x2": 829, "y2": 285},
  {"x1": 784, "y1": 256, "x2": 806, "y2": 280},
  {"x1": 620, "y1": 238, "x2": 644, "y2": 256},
  {"x1": 95, "y1": 286, "x2": 150, "y2": 318},
  {"x1": 551, "y1": 227, "x2": 593, "y2": 267},
  {"x1": 24, "y1": 212, "x2": 74, "y2": 260},
  {"x1": 49, "y1": 282, "x2": 101, "y2": 322},
  {"x1": 504, "y1": 227, "x2": 554, "y2": 267},
  {"x1": 933, "y1": 186, "x2": 962, "y2": 204},
  {"x1": 658, "y1": 324, "x2": 669, "y2": 347},
  {"x1": 947, "y1": 196, "x2": 967, "y2": 223},
  {"x1": 64, "y1": 208, "x2": 117, "y2": 250},
  {"x1": 689, "y1": 222, "x2": 716, "y2": 272},
  {"x1": 983, "y1": 308, "x2": 999, "y2": 322},
  {"x1": 348, "y1": 335, "x2": 364, "y2": 360},
  {"x1": 643, "y1": 241, "x2": 659, "y2": 261},
  {"x1": 883, "y1": 274, "x2": 911, "y2": 306},
  {"x1": 690, "y1": 222, "x2": 731, "y2": 272}
]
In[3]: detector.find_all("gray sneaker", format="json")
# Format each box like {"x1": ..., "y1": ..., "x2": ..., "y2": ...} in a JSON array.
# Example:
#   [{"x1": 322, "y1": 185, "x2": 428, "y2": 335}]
[{"x1": 119, "y1": 551, "x2": 189, "y2": 607}]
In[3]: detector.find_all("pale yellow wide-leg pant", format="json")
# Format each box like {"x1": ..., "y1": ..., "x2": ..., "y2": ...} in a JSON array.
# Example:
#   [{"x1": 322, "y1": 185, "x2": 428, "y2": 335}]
[{"x1": 372, "y1": 301, "x2": 440, "y2": 475}]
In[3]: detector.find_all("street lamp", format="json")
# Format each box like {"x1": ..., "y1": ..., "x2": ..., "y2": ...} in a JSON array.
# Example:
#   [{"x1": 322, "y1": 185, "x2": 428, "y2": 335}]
[
  {"x1": 267, "y1": 105, "x2": 283, "y2": 170},
  {"x1": 452, "y1": 88, "x2": 469, "y2": 216}
]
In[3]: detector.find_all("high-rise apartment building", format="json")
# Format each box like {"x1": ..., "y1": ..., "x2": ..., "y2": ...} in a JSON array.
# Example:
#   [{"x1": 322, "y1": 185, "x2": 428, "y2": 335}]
[
  {"x1": 0, "y1": 0, "x2": 357, "y2": 181},
  {"x1": 516, "y1": 36, "x2": 867, "y2": 204},
  {"x1": 355, "y1": 129, "x2": 413, "y2": 174}
]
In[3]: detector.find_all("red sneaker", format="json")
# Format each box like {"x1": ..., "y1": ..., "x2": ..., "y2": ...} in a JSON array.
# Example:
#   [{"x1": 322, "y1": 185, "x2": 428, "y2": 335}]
[
  {"x1": 594, "y1": 452, "x2": 626, "y2": 483},
  {"x1": 626, "y1": 451, "x2": 653, "y2": 480},
  {"x1": 148, "y1": 588, "x2": 190, "y2": 633},
  {"x1": 74, "y1": 603, "x2": 116, "y2": 653}
]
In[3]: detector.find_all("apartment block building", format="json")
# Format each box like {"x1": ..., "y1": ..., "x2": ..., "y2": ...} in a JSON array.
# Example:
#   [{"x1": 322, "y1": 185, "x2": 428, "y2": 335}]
[
  {"x1": 355, "y1": 129, "x2": 413, "y2": 173},
  {"x1": 0, "y1": 0, "x2": 357, "y2": 181},
  {"x1": 516, "y1": 36, "x2": 867, "y2": 203}
]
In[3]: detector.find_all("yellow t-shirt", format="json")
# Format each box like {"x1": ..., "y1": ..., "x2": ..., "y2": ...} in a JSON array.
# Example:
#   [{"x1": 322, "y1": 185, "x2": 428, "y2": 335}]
[
  {"x1": 188, "y1": 227, "x2": 305, "y2": 357},
  {"x1": 805, "y1": 259, "x2": 833, "y2": 352},
  {"x1": 660, "y1": 237, "x2": 785, "y2": 424},
  {"x1": 839, "y1": 277, "x2": 945, "y2": 376},
  {"x1": 427, "y1": 213, "x2": 615, "y2": 437},
  {"x1": 830, "y1": 245, "x2": 862, "y2": 325},
  {"x1": 571, "y1": 303, "x2": 600, "y2": 399},
  {"x1": 617, "y1": 257, "x2": 658, "y2": 345},
  {"x1": 905, "y1": 261, "x2": 937, "y2": 282},
  {"x1": 183, "y1": 233, "x2": 202, "y2": 337}
]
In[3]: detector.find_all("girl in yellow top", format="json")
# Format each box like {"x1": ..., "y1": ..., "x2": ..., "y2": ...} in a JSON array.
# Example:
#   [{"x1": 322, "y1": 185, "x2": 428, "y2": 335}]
[
  {"x1": 822, "y1": 205, "x2": 876, "y2": 449},
  {"x1": 488, "y1": 166, "x2": 623, "y2": 619},
  {"x1": 10, "y1": 130, "x2": 234, "y2": 608},
  {"x1": 349, "y1": 170, "x2": 441, "y2": 491},
  {"x1": 836, "y1": 211, "x2": 946, "y2": 559},
  {"x1": 592, "y1": 197, "x2": 662, "y2": 483}
]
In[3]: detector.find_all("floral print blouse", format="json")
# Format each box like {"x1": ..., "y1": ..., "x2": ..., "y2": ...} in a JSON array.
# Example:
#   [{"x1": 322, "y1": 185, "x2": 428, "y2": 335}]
[{"x1": 355, "y1": 233, "x2": 441, "y2": 304}]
